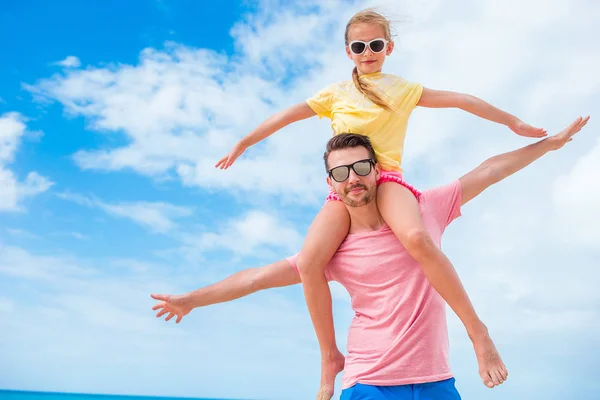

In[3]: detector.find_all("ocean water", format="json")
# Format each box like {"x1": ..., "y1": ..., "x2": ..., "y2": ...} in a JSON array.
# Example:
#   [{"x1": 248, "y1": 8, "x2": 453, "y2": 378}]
[{"x1": 0, "y1": 391, "x2": 242, "y2": 400}]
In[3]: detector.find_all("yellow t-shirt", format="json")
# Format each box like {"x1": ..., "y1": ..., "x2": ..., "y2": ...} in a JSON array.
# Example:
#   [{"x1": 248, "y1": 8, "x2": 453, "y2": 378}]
[{"x1": 306, "y1": 72, "x2": 423, "y2": 172}]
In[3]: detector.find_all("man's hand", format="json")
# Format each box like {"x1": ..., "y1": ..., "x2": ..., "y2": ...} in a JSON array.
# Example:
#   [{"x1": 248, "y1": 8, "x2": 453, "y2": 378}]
[
  {"x1": 509, "y1": 119, "x2": 547, "y2": 138},
  {"x1": 546, "y1": 116, "x2": 590, "y2": 150},
  {"x1": 151, "y1": 293, "x2": 193, "y2": 323},
  {"x1": 215, "y1": 141, "x2": 247, "y2": 170}
]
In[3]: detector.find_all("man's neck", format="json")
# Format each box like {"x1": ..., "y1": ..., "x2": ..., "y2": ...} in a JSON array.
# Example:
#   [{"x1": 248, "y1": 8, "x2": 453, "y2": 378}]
[{"x1": 347, "y1": 200, "x2": 386, "y2": 234}]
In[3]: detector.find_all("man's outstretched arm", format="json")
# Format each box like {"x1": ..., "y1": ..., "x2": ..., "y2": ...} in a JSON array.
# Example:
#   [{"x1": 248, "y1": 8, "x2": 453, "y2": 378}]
[
  {"x1": 151, "y1": 259, "x2": 301, "y2": 323},
  {"x1": 460, "y1": 116, "x2": 590, "y2": 206}
]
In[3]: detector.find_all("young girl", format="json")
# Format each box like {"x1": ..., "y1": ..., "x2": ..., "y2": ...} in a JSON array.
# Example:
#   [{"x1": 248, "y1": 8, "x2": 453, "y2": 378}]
[{"x1": 216, "y1": 8, "x2": 545, "y2": 397}]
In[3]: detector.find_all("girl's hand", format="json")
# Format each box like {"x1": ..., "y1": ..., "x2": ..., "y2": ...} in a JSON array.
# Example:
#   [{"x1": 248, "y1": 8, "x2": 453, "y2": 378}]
[
  {"x1": 215, "y1": 142, "x2": 247, "y2": 169},
  {"x1": 509, "y1": 120, "x2": 547, "y2": 138}
]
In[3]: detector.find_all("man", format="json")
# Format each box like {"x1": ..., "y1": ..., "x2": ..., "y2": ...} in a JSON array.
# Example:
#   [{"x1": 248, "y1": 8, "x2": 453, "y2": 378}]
[{"x1": 151, "y1": 117, "x2": 589, "y2": 400}]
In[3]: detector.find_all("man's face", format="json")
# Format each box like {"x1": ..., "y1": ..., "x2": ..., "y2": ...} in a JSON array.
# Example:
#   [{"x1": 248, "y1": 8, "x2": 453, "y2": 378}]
[{"x1": 326, "y1": 146, "x2": 379, "y2": 207}]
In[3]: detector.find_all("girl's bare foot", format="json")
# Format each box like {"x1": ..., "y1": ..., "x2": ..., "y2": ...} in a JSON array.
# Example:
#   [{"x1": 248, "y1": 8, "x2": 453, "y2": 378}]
[{"x1": 470, "y1": 324, "x2": 508, "y2": 388}]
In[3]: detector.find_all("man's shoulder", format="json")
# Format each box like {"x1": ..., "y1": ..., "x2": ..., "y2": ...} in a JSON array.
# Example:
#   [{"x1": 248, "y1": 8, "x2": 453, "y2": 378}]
[
  {"x1": 418, "y1": 180, "x2": 463, "y2": 228},
  {"x1": 420, "y1": 180, "x2": 461, "y2": 201}
]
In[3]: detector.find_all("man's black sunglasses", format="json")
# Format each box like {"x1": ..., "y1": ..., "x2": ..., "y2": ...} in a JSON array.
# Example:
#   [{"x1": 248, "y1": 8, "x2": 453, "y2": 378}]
[{"x1": 327, "y1": 159, "x2": 375, "y2": 183}]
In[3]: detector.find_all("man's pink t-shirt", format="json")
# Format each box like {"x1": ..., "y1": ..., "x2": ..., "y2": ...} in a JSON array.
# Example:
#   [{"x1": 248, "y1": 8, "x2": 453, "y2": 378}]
[{"x1": 287, "y1": 180, "x2": 462, "y2": 389}]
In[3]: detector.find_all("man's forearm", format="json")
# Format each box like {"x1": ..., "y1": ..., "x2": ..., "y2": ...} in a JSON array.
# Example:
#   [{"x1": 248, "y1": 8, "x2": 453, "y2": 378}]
[
  {"x1": 183, "y1": 267, "x2": 262, "y2": 309},
  {"x1": 486, "y1": 137, "x2": 554, "y2": 183},
  {"x1": 460, "y1": 134, "x2": 557, "y2": 206},
  {"x1": 183, "y1": 260, "x2": 300, "y2": 309}
]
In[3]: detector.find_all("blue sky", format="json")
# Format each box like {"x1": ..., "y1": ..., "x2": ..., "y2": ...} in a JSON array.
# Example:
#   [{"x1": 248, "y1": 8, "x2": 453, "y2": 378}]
[{"x1": 1, "y1": 0, "x2": 599, "y2": 399}]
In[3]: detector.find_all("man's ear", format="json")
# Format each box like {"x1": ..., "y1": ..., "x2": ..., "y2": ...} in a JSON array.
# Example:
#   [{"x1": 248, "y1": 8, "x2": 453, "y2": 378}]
[
  {"x1": 326, "y1": 176, "x2": 334, "y2": 191},
  {"x1": 374, "y1": 163, "x2": 381, "y2": 180}
]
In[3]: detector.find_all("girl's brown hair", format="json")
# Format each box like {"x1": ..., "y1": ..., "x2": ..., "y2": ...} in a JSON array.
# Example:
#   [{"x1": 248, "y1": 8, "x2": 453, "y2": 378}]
[{"x1": 345, "y1": 9, "x2": 394, "y2": 112}]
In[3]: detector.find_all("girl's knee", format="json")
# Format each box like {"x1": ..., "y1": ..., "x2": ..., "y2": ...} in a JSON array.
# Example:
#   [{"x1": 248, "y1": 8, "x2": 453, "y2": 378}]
[{"x1": 404, "y1": 228, "x2": 434, "y2": 251}]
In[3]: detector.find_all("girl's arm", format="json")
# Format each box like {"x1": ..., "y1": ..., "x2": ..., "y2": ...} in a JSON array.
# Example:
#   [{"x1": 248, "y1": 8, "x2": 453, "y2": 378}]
[
  {"x1": 417, "y1": 88, "x2": 546, "y2": 138},
  {"x1": 216, "y1": 102, "x2": 316, "y2": 169}
]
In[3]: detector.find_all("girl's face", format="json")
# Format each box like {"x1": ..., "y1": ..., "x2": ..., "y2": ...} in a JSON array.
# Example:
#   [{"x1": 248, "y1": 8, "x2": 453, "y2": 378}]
[{"x1": 346, "y1": 23, "x2": 394, "y2": 76}]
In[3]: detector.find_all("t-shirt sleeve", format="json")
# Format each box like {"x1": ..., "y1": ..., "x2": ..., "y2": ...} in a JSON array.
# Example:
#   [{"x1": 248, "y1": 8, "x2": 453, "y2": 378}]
[
  {"x1": 286, "y1": 253, "x2": 301, "y2": 274},
  {"x1": 306, "y1": 84, "x2": 335, "y2": 119},
  {"x1": 286, "y1": 253, "x2": 333, "y2": 281},
  {"x1": 391, "y1": 77, "x2": 423, "y2": 112},
  {"x1": 421, "y1": 179, "x2": 463, "y2": 229}
]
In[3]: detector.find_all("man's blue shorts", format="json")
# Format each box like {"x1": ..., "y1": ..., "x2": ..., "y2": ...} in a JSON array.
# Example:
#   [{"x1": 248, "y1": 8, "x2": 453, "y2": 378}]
[{"x1": 340, "y1": 378, "x2": 461, "y2": 400}]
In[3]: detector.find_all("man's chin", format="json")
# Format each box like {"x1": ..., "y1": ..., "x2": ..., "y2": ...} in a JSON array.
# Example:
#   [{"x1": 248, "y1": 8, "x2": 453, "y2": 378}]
[{"x1": 341, "y1": 194, "x2": 373, "y2": 208}]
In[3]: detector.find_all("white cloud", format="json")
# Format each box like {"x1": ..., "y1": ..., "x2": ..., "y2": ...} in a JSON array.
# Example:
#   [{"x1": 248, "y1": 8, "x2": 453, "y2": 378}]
[
  {"x1": 69, "y1": 232, "x2": 89, "y2": 240},
  {"x1": 101, "y1": 202, "x2": 192, "y2": 233},
  {"x1": 178, "y1": 210, "x2": 303, "y2": 259},
  {"x1": 0, "y1": 168, "x2": 21, "y2": 210},
  {"x1": 51, "y1": 231, "x2": 90, "y2": 240},
  {"x1": 52, "y1": 55, "x2": 81, "y2": 68},
  {"x1": 0, "y1": 243, "x2": 96, "y2": 281},
  {"x1": 19, "y1": 171, "x2": 54, "y2": 196},
  {"x1": 0, "y1": 112, "x2": 53, "y2": 211},
  {"x1": 551, "y1": 135, "x2": 600, "y2": 248},
  {"x1": 5, "y1": 228, "x2": 40, "y2": 240},
  {"x1": 55, "y1": 191, "x2": 95, "y2": 207},
  {"x1": 0, "y1": 112, "x2": 25, "y2": 163},
  {"x1": 230, "y1": 1, "x2": 343, "y2": 75},
  {"x1": 57, "y1": 192, "x2": 193, "y2": 234}
]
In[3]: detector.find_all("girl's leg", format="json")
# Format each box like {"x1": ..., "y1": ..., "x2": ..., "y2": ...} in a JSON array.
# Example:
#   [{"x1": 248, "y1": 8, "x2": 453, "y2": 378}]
[
  {"x1": 296, "y1": 200, "x2": 350, "y2": 400},
  {"x1": 377, "y1": 182, "x2": 506, "y2": 388}
]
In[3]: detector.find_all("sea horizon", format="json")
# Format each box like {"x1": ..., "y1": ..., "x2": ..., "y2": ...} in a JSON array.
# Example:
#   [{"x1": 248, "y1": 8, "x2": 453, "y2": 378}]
[{"x1": 0, "y1": 389, "x2": 253, "y2": 400}]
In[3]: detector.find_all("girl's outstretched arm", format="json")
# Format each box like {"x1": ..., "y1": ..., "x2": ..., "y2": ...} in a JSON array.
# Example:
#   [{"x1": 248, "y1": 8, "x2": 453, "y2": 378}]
[
  {"x1": 417, "y1": 88, "x2": 547, "y2": 138},
  {"x1": 216, "y1": 102, "x2": 316, "y2": 169}
]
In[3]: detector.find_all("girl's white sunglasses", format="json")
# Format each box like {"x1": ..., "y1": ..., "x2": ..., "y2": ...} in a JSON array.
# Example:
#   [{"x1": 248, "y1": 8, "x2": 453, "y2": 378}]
[{"x1": 348, "y1": 38, "x2": 389, "y2": 55}]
